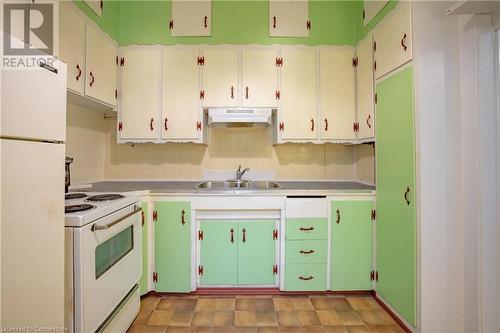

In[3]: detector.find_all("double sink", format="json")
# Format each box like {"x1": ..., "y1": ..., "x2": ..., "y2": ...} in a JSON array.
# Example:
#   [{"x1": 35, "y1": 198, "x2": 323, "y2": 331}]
[{"x1": 196, "y1": 180, "x2": 280, "y2": 190}]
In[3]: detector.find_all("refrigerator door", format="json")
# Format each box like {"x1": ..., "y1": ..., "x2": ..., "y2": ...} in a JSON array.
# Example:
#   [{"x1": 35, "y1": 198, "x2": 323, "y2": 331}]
[
  {"x1": 0, "y1": 139, "x2": 65, "y2": 328},
  {"x1": 1, "y1": 58, "x2": 66, "y2": 142}
]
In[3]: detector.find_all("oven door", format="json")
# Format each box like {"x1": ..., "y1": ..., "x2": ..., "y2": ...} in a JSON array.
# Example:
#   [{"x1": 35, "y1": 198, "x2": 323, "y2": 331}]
[{"x1": 73, "y1": 203, "x2": 142, "y2": 333}]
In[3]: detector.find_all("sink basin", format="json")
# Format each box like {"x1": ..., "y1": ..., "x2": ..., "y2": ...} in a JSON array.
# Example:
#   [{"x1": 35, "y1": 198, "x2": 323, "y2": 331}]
[{"x1": 196, "y1": 180, "x2": 280, "y2": 190}]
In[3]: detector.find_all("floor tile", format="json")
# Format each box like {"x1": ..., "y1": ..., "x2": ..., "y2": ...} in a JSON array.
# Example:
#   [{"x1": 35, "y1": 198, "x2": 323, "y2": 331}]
[
  {"x1": 189, "y1": 328, "x2": 212, "y2": 333},
  {"x1": 329, "y1": 299, "x2": 353, "y2": 312},
  {"x1": 276, "y1": 311, "x2": 300, "y2": 326},
  {"x1": 255, "y1": 299, "x2": 275, "y2": 312},
  {"x1": 302, "y1": 326, "x2": 325, "y2": 333},
  {"x1": 337, "y1": 312, "x2": 363, "y2": 326},
  {"x1": 257, "y1": 327, "x2": 279, "y2": 333},
  {"x1": 366, "y1": 325, "x2": 397, "y2": 333},
  {"x1": 322, "y1": 326, "x2": 348, "y2": 333},
  {"x1": 235, "y1": 311, "x2": 257, "y2": 326},
  {"x1": 196, "y1": 299, "x2": 217, "y2": 312},
  {"x1": 133, "y1": 310, "x2": 153, "y2": 325},
  {"x1": 316, "y1": 311, "x2": 342, "y2": 326},
  {"x1": 142, "y1": 297, "x2": 161, "y2": 311},
  {"x1": 235, "y1": 327, "x2": 257, "y2": 333},
  {"x1": 127, "y1": 325, "x2": 146, "y2": 333},
  {"x1": 236, "y1": 298, "x2": 256, "y2": 311},
  {"x1": 158, "y1": 299, "x2": 178, "y2": 311},
  {"x1": 191, "y1": 311, "x2": 215, "y2": 327},
  {"x1": 273, "y1": 298, "x2": 295, "y2": 311},
  {"x1": 296, "y1": 311, "x2": 320, "y2": 326},
  {"x1": 177, "y1": 299, "x2": 199, "y2": 312},
  {"x1": 256, "y1": 311, "x2": 278, "y2": 326},
  {"x1": 277, "y1": 326, "x2": 302, "y2": 333},
  {"x1": 166, "y1": 327, "x2": 190, "y2": 333},
  {"x1": 142, "y1": 326, "x2": 169, "y2": 333},
  {"x1": 346, "y1": 298, "x2": 372, "y2": 311},
  {"x1": 217, "y1": 298, "x2": 236, "y2": 311},
  {"x1": 292, "y1": 298, "x2": 314, "y2": 311},
  {"x1": 374, "y1": 310, "x2": 396, "y2": 325},
  {"x1": 345, "y1": 326, "x2": 370, "y2": 333},
  {"x1": 214, "y1": 311, "x2": 235, "y2": 327},
  {"x1": 213, "y1": 327, "x2": 235, "y2": 333},
  {"x1": 356, "y1": 311, "x2": 385, "y2": 326},
  {"x1": 170, "y1": 311, "x2": 194, "y2": 327},
  {"x1": 148, "y1": 310, "x2": 175, "y2": 326},
  {"x1": 310, "y1": 298, "x2": 331, "y2": 311}
]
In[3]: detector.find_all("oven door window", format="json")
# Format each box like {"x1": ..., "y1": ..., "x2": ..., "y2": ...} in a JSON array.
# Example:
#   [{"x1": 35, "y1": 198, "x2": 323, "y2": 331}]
[{"x1": 95, "y1": 225, "x2": 134, "y2": 279}]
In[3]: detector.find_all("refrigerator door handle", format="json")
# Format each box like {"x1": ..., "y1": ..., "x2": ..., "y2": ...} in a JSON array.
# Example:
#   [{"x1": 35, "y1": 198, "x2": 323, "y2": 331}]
[{"x1": 39, "y1": 62, "x2": 58, "y2": 74}]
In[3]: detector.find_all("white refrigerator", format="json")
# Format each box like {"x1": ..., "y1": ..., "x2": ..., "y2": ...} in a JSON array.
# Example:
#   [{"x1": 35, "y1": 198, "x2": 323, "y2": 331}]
[{"x1": 1, "y1": 58, "x2": 67, "y2": 329}]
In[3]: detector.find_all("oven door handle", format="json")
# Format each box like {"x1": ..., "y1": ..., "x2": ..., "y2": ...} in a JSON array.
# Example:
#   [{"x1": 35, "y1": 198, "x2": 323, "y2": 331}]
[{"x1": 91, "y1": 206, "x2": 142, "y2": 232}]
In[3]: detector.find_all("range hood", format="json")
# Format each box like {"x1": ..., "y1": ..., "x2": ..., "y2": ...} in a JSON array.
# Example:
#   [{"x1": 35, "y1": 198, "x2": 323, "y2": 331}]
[{"x1": 207, "y1": 108, "x2": 272, "y2": 127}]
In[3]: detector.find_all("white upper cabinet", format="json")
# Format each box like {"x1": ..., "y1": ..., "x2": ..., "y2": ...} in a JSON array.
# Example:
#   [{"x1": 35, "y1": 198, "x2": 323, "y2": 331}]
[
  {"x1": 356, "y1": 34, "x2": 375, "y2": 139},
  {"x1": 279, "y1": 49, "x2": 317, "y2": 141},
  {"x1": 170, "y1": 0, "x2": 211, "y2": 36},
  {"x1": 363, "y1": 0, "x2": 389, "y2": 26},
  {"x1": 118, "y1": 49, "x2": 162, "y2": 140},
  {"x1": 201, "y1": 49, "x2": 239, "y2": 107},
  {"x1": 162, "y1": 48, "x2": 203, "y2": 141},
  {"x1": 59, "y1": 1, "x2": 86, "y2": 94},
  {"x1": 241, "y1": 49, "x2": 278, "y2": 108},
  {"x1": 319, "y1": 49, "x2": 356, "y2": 141},
  {"x1": 373, "y1": 1, "x2": 412, "y2": 79},
  {"x1": 269, "y1": 0, "x2": 310, "y2": 37},
  {"x1": 83, "y1": 0, "x2": 102, "y2": 17}
]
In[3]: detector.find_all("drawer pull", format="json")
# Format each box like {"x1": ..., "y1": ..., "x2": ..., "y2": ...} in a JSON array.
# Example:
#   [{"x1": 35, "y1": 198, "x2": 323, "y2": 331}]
[
  {"x1": 299, "y1": 227, "x2": 314, "y2": 232},
  {"x1": 298, "y1": 275, "x2": 314, "y2": 281},
  {"x1": 299, "y1": 250, "x2": 315, "y2": 255}
]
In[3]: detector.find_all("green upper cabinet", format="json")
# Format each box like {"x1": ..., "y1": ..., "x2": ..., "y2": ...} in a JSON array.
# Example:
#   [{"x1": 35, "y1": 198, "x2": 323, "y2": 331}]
[
  {"x1": 154, "y1": 201, "x2": 191, "y2": 292},
  {"x1": 331, "y1": 200, "x2": 373, "y2": 291},
  {"x1": 139, "y1": 202, "x2": 148, "y2": 295},
  {"x1": 375, "y1": 66, "x2": 416, "y2": 326}
]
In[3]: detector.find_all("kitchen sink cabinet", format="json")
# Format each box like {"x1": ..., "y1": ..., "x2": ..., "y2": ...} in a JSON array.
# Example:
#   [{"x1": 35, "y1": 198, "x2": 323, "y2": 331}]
[
  {"x1": 241, "y1": 49, "x2": 279, "y2": 108},
  {"x1": 170, "y1": 0, "x2": 211, "y2": 37},
  {"x1": 269, "y1": 0, "x2": 309, "y2": 37},
  {"x1": 375, "y1": 66, "x2": 416, "y2": 326},
  {"x1": 356, "y1": 34, "x2": 375, "y2": 140},
  {"x1": 201, "y1": 49, "x2": 239, "y2": 107},
  {"x1": 278, "y1": 49, "x2": 318, "y2": 141},
  {"x1": 373, "y1": 2, "x2": 412, "y2": 79},
  {"x1": 198, "y1": 220, "x2": 278, "y2": 286},
  {"x1": 319, "y1": 49, "x2": 356, "y2": 141},
  {"x1": 118, "y1": 48, "x2": 162, "y2": 141},
  {"x1": 154, "y1": 201, "x2": 191, "y2": 292},
  {"x1": 162, "y1": 48, "x2": 203, "y2": 141},
  {"x1": 330, "y1": 200, "x2": 373, "y2": 291}
]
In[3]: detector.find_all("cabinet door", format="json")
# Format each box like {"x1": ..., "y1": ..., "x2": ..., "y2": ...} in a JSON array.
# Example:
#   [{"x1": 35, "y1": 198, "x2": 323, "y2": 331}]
[
  {"x1": 154, "y1": 201, "x2": 191, "y2": 292},
  {"x1": 280, "y1": 49, "x2": 318, "y2": 140},
  {"x1": 241, "y1": 49, "x2": 278, "y2": 108},
  {"x1": 373, "y1": 2, "x2": 412, "y2": 79},
  {"x1": 319, "y1": 49, "x2": 356, "y2": 140},
  {"x1": 162, "y1": 48, "x2": 202, "y2": 140},
  {"x1": 202, "y1": 49, "x2": 238, "y2": 107},
  {"x1": 375, "y1": 67, "x2": 416, "y2": 326},
  {"x1": 363, "y1": 0, "x2": 389, "y2": 26},
  {"x1": 139, "y1": 202, "x2": 148, "y2": 295},
  {"x1": 82, "y1": 0, "x2": 102, "y2": 17},
  {"x1": 331, "y1": 200, "x2": 373, "y2": 291},
  {"x1": 171, "y1": 0, "x2": 211, "y2": 37},
  {"x1": 85, "y1": 23, "x2": 117, "y2": 106},
  {"x1": 238, "y1": 220, "x2": 277, "y2": 285},
  {"x1": 59, "y1": 2, "x2": 86, "y2": 94},
  {"x1": 119, "y1": 48, "x2": 161, "y2": 140},
  {"x1": 199, "y1": 221, "x2": 238, "y2": 285},
  {"x1": 269, "y1": 0, "x2": 309, "y2": 37},
  {"x1": 356, "y1": 34, "x2": 375, "y2": 139}
]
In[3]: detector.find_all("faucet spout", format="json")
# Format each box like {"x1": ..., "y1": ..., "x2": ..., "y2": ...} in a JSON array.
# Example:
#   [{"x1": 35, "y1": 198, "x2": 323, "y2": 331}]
[{"x1": 236, "y1": 165, "x2": 250, "y2": 182}]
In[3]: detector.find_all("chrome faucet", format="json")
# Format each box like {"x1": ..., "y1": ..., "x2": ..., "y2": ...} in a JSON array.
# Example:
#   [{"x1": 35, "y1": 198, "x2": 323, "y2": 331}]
[{"x1": 236, "y1": 165, "x2": 250, "y2": 182}]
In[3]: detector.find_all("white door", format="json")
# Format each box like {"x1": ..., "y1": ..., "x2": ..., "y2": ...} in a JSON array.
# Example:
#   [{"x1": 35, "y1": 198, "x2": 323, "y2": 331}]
[
  {"x1": 82, "y1": 0, "x2": 102, "y2": 17},
  {"x1": 119, "y1": 48, "x2": 162, "y2": 140},
  {"x1": 241, "y1": 49, "x2": 278, "y2": 108},
  {"x1": 162, "y1": 48, "x2": 202, "y2": 140},
  {"x1": 202, "y1": 48, "x2": 238, "y2": 107},
  {"x1": 1, "y1": 58, "x2": 66, "y2": 142},
  {"x1": 363, "y1": 0, "x2": 390, "y2": 26},
  {"x1": 59, "y1": 1, "x2": 86, "y2": 94},
  {"x1": 1, "y1": 139, "x2": 65, "y2": 328},
  {"x1": 279, "y1": 49, "x2": 318, "y2": 141},
  {"x1": 356, "y1": 34, "x2": 375, "y2": 139},
  {"x1": 319, "y1": 49, "x2": 356, "y2": 140},
  {"x1": 170, "y1": 0, "x2": 211, "y2": 36},
  {"x1": 85, "y1": 23, "x2": 117, "y2": 106},
  {"x1": 269, "y1": 0, "x2": 309, "y2": 37},
  {"x1": 373, "y1": 1, "x2": 412, "y2": 79}
]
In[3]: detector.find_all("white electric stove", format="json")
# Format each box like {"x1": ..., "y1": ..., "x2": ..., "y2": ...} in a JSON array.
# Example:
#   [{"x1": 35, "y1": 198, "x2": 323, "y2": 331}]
[{"x1": 65, "y1": 192, "x2": 142, "y2": 333}]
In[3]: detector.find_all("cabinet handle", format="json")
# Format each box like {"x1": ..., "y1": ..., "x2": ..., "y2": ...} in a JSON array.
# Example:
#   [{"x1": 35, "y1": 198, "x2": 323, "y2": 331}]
[
  {"x1": 299, "y1": 275, "x2": 314, "y2": 281},
  {"x1": 404, "y1": 186, "x2": 411, "y2": 206},
  {"x1": 299, "y1": 250, "x2": 315, "y2": 255},
  {"x1": 273, "y1": 16, "x2": 277, "y2": 29},
  {"x1": 366, "y1": 115, "x2": 372, "y2": 129},
  {"x1": 336, "y1": 209, "x2": 341, "y2": 224},
  {"x1": 242, "y1": 228, "x2": 246, "y2": 243},
  {"x1": 204, "y1": 15, "x2": 208, "y2": 28},
  {"x1": 164, "y1": 118, "x2": 168, "y2": 131},
  {"x1": 245, "y1": 87, "x2": 249, "y2": 99},
  {"x1": 401, "y1": 33, "x2": 408, "y2": 51},
  {"x1": 324, "y1": 118, "x2": 328, "y2": 131},
  {"x1": 150, "y1": 118, "x2": 154, "y2": 131},
  {"x1": 231, "y1": 86, "x2": 234, "y2": 99},
  {"x1": 299, "y1": 227, "x2": 314, "y2": 232},
  {"x1": 181, "y1": 210, "x2": 186, "y2": 225},
  {"x1": 230, "y1": 228, "x2": 234, "y2": 243},
  {"x1": 310, "y1": 119, "x2": 315, "y2": 131},
  {"x1": 76, "y1": 64, "x2": 82, "y2": 81},
  {"x1": 89, "y1": 71, "x2": 95, "y2": 87},
  {"x1": 141, "y1": 211, "x2": 145, "y2": 227}
]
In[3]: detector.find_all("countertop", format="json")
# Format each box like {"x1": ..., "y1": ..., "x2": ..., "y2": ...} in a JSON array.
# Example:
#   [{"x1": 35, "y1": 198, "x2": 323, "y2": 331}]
[{"x1": 72, "y1": 180, "x2": 375, "y2": 196}]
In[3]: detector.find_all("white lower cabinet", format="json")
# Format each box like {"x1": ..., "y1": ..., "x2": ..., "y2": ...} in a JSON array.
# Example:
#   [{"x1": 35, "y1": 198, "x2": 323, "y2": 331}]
[{"x1": 118, "y1": 48, "x2": 162, "y2": 141}]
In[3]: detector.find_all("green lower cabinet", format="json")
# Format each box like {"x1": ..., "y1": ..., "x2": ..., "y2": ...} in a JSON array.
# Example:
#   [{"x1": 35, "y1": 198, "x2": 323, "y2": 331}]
[
  {"x1": 330, "y1": 200, "x2": 373, "y2": 291},
  {"x1": 375, "y1": 66, "x2": 416, "y2": 326},
  {"x1": 199, "y1": 221, "x2": 238, "y2": 285},
  {"x1": 199, "y1": 220, "x2": 277, "y2": 286},
  {"x1": 154, "y1": 201, "x2": 191, "y2": 292},
  {"x1": 285, "y1": 264, "x2": 327, "y2": 291},
  {"x1": 139, "y1": 202, "x2": 148, "y2": 295}
]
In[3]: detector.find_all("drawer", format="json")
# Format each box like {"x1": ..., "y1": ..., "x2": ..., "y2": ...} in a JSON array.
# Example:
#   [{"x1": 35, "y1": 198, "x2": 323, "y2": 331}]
[
  {"x1": 286, "y1": 218, "x2": 328, "y2": 240},
  {"x1": 284, "y1": 264, "x2": 327, "y2": 291},
  {"x1": 286, "y1": 240, "x2": 327, "y2": 264},
  {"x1": 286, "y1": 199, "x2": 328, "y2": 218}
]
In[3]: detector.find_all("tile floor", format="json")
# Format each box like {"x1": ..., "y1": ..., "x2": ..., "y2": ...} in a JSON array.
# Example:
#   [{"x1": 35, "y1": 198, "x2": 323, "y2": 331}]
[{"x1": 128, "y1": 295, "x2": 406, "y2": 333}]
